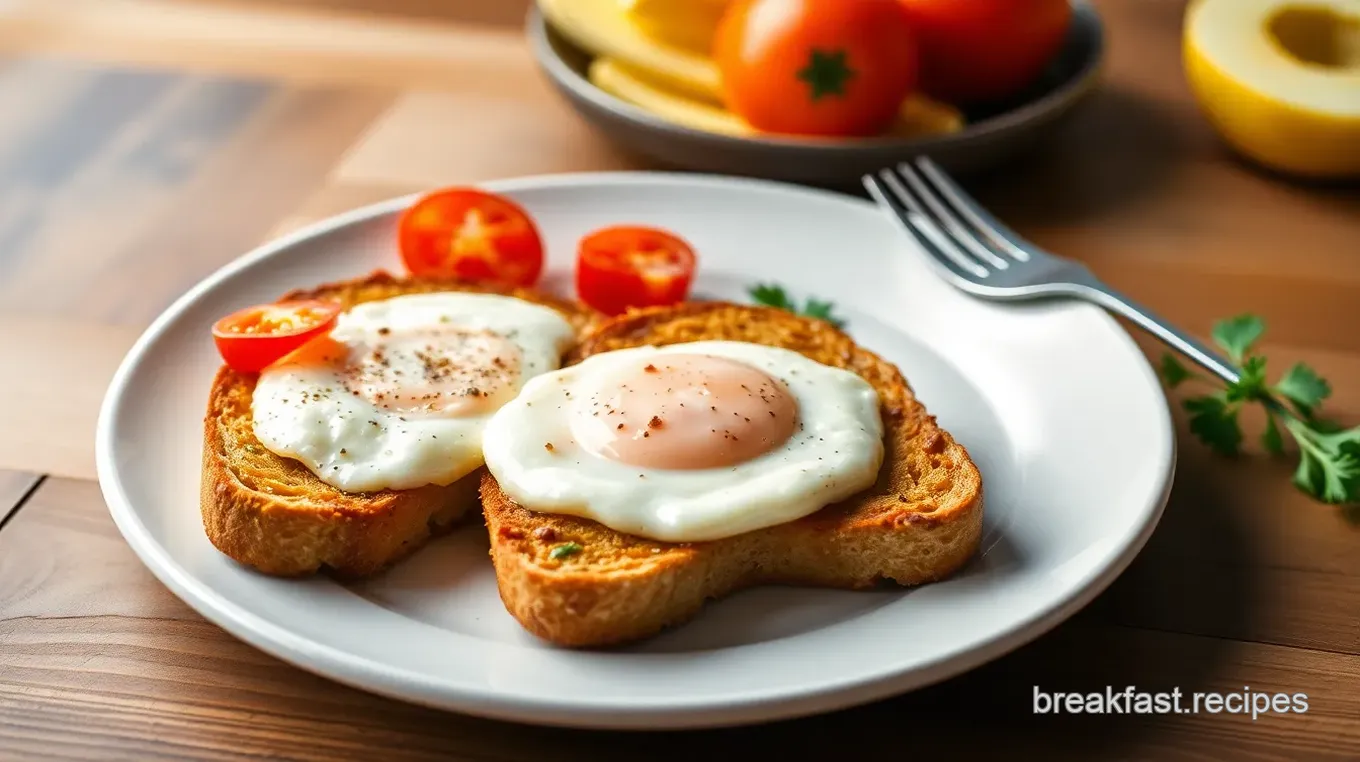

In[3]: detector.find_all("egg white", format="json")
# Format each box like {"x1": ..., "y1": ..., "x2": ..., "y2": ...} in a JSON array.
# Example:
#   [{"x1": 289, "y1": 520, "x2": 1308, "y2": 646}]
[
  {"x1": 481, "y1": 341, "x2": 885, "y2": 542},
  {"x1": 251, "y1": 292, "x2": 575, "y2": 493}
]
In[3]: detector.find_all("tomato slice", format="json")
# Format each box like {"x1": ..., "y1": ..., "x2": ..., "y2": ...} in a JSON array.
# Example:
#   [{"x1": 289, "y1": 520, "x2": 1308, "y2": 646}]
[
  {"x1": 211, "y1": 300, "x2": 342, "y2": 373},
  {"x1": 575, "y1": 226, "x2": 697, "y2": 316},
  {"x1": 397, "y1": 188, "x2": 544, "y2": 286}
]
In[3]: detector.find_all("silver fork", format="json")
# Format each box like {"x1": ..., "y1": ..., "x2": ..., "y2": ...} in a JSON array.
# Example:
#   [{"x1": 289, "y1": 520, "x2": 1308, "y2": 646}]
[{"x1": 863, "y1": 158, "x2": 1240, "y2": 385}]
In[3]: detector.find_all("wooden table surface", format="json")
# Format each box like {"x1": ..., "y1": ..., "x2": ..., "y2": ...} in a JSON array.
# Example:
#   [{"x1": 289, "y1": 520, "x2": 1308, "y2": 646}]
[{"x1": 0, "y1": 1, "x2": 1357, "y2": 759}]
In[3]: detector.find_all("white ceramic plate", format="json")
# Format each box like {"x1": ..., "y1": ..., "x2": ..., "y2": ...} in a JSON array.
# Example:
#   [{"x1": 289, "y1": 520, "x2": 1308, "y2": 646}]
[{"x1": 97, "y1": 173, "x2": 1174, "y2": 730}]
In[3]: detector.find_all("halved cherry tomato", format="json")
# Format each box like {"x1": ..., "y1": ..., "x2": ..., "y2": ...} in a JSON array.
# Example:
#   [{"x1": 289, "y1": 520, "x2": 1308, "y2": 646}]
[
  {"x1": 397, "y1": 188, "x2": 544, "y2": 286},
  {"x1": 713, "y1": 0, "x2": 919, "y2": 137},
  {"x1": 576, "y1": 226, "x2": 697, "y2": 316},
  {"x1": 212, "y1": 300, "x2": 342, "y2": 373}
]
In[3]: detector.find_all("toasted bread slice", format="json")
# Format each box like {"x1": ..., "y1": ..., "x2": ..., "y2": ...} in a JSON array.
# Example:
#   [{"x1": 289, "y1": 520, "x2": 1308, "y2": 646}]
[
  {"x1": 481, "y1": 302, "x2": 983, "y2": 647},
  {"x1": 202, "y1": 271, "x2": 592, "y2": 579}
]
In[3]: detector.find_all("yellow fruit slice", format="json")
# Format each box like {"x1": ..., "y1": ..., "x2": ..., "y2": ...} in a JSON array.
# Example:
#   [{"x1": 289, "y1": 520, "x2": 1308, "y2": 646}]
[
  {"x1": 1184, "y1": 0, "x2": 1360, "y2": 179},
  {"x1": 589, "y1": 57, "x2": 965, "y2": 141},
  {"x1": 896, "y1": 95, "x2": 967, "y2": 137},
  {"x1": 623, "y1": 0, "x2": 731, "y2": 52},
  {"x1": 589, "y1": 57, "x2": 752, "y2": 136},
  {"x1": 540, "y1": 0, "x2": 723, "y2": 103}
]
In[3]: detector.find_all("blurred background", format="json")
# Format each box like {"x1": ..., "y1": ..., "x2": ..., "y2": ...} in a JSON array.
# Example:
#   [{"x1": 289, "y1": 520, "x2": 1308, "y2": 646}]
[{"x1": 0, "y1": 0, "x2": 1353, "y2": 335}]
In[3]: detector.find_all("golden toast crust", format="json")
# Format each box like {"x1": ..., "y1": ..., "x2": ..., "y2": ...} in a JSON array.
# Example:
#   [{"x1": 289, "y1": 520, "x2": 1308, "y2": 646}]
[
  {"x1": 481, "y1": 302, "x2": 984, "y2": 646},
  {"x1": 201, "y1": 271, "x2": 591, "y2": 578}
]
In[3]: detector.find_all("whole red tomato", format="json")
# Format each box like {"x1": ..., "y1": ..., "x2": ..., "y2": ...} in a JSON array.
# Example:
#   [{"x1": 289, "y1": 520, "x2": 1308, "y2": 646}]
[
  {"x1": 896, "y1": 0, "x2": 1072, "y2": 104},
  {"x1": 713, "y1": 0, "x2": 919, "y2": 138}
]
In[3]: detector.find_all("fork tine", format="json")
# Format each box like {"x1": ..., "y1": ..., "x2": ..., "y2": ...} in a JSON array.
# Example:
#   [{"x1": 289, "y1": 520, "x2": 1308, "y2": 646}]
[
  {"x1": 913, "y1": 157, "x2": 1033, "y2": 263},
  {"x1": 895, "y1": 162, "x2": 1010, "y2": 271},
  {"x1": 867, "y1": 170, "x2": 992, "y2": 281},
  {"x1": 862, "y1": 170, "x2": 990, "y2": 281}
]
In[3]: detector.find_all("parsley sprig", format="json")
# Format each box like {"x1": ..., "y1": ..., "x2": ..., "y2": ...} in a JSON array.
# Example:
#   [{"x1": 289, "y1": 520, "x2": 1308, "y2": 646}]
[
  {"x1": 1160, "y1": 314, "x2": 1359, "y2": 508},
  {"x1": 748, "y1": 283, "x2": 846, "y2": 328}
]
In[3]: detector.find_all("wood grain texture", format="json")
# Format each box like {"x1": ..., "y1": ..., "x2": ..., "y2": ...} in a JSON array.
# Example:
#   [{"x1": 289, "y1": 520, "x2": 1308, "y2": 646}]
[
  {"x1": 0, "y1": 318, "x2": 140, "y2": 479},
  {"x1": 331, "y1": 89, "x2": 640, "y2": 188},
  {"x1": 268, "y1": 180, "x2": 419, "y2": 239},
  {"x1": 194, "y1": 0, "x2": 535, "y2": 29},
  {"x1": 76, "y1": 85, "x2": 392, "y2": 323},
  {"x1": 0, "y1": 60, "x2": 392, "y2": 323},
  {"x1": 0, "y1": 0, "x2": 546, "y2": 90},
  {"x1": 1, "y1": 479, "x2": 1356, "y2": 761}
]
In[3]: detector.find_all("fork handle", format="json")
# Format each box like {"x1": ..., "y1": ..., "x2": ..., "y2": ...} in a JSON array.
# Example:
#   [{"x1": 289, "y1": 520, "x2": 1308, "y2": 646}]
[{"x1": 1073, "y1": 279, "x2": 1241, "y2": 386}]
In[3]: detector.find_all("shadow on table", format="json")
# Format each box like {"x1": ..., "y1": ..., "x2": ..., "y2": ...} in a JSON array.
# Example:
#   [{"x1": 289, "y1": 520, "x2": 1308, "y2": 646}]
[{"x1": 960, "y1": 85, "x2": 1187, "y2": 228}]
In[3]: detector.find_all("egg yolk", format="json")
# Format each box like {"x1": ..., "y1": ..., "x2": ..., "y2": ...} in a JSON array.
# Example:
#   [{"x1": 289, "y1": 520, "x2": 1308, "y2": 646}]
[
  {"x1": 287, "y1": 326, "x2": 523, "y2": 416},
  {"x1": 575, "y1": 354, "x2": 798, "y2": 470}
]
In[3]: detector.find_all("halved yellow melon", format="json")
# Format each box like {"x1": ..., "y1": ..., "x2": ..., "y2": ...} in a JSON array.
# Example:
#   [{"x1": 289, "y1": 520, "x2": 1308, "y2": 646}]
[{"x1": 1185, "y1": 0, "x2": 1360, "y2": 178}]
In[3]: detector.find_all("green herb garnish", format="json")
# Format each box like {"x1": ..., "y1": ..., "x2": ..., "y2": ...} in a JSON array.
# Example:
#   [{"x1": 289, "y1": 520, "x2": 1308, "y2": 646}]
[
  {"x1": 549, "y1": 542, "x2": 582, "y2": 560},
  {"x1": 748, "y1": 283, "x2": 846, "y2": 328},
  {"x1": 1160, "y1": 314, "x2": 1358, "y2": 510}
]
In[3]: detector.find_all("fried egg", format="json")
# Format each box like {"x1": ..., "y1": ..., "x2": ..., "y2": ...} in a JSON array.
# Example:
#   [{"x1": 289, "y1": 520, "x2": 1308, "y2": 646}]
[
  {"x1": 251, "y1": 292, "x2": 575, "y2": 492},
  {"x1": 481, "y1": 341, "x2": 885, "y2": 542}
]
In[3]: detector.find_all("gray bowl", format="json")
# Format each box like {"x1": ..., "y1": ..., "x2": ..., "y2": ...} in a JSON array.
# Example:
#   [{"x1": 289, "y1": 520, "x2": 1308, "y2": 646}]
[{"x1": 528, "y1": 1, "x2": 1104, "y2": 187}]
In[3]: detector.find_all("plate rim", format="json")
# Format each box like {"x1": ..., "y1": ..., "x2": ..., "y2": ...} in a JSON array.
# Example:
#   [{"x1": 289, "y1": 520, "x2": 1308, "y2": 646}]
[{"x1": 96, "y1": 170, "x2": 1174, "y2": 729}]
